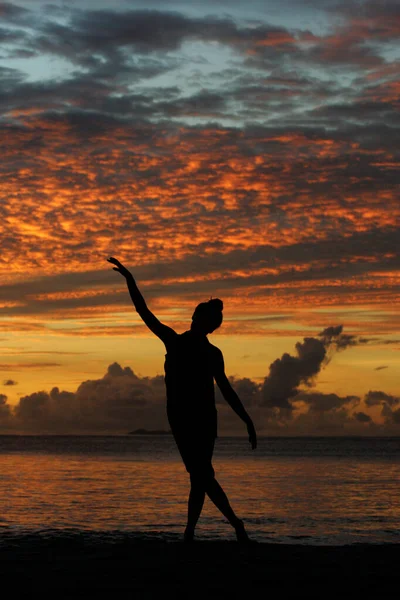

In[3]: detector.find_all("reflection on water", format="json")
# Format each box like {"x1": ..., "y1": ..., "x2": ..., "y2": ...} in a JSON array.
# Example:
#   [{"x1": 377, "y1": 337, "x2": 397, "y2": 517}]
[{"x1": 0, "y1": 436, "x2": 399, "y2": 545}]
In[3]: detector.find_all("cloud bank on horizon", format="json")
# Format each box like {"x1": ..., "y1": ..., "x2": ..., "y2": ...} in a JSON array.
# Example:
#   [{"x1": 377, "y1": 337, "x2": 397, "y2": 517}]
[{"x1": 1, "y1": 326, "x2": 399, "y2": 435}]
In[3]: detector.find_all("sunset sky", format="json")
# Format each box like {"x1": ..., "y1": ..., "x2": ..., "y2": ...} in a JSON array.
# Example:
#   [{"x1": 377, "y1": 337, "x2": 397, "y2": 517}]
[{"x1": 0, "y1": 0, "x2": 399, "y2": 434}]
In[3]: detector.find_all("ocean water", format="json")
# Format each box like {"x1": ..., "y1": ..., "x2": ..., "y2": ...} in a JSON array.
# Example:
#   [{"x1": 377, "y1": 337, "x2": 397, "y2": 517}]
[{"x1": 0, "y1": 435, "x2": 399, "y2": 546}]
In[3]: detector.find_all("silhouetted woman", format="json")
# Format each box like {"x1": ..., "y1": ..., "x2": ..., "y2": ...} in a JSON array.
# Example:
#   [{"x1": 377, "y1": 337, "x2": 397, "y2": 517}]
[{"x1": 108, "y1": 257, "x2": 257, "y2": 542}]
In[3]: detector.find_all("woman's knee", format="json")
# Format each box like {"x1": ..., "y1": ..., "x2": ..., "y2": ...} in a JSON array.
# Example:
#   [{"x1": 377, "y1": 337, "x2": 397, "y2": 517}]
[{"x1": 190, "y1": 469, "x2": 214, "y2": 488}]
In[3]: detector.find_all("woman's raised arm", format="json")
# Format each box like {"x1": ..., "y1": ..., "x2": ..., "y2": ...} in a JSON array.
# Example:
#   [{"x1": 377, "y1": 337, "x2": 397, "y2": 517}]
[{"x1": 107, "y1": 257, "x2": 176, "y2": 345}]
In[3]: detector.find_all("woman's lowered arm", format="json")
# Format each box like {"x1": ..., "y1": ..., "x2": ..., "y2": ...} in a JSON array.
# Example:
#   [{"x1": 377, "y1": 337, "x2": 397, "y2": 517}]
[
  {"x1": 213, "y1": 350, "x2": 257, "y2": 449},
  {"x1": 107, "y1": 257, "x2": 176, "y2": 344}
]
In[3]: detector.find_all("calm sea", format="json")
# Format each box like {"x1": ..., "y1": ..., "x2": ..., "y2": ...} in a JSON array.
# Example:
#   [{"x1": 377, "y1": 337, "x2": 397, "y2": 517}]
[{"x1": 0, "y1": 435, "x2": 399, "y2": 546}]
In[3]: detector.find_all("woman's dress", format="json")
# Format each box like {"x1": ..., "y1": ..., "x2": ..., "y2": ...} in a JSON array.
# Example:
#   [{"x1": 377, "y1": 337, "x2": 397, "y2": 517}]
[{"x1": 164, "y1": 330, "x2": 219, "y2": 478}]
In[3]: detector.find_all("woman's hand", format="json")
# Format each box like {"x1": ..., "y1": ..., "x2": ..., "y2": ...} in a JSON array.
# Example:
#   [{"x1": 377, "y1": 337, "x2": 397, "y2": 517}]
[
  {"x1": 107, "y1": 257, "x2": 132, "y2": 279},
  {"x1": 247, "y1": 420, "x2": 257, "y2": 450}
]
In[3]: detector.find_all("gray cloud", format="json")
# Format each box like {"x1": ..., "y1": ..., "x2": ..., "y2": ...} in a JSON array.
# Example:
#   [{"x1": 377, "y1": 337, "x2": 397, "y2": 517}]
[
  {"x1": 364, "y1": 390, "x2": 400, "y2": 407},
  {"x1": 284, "y1": 390, "x2": 372, "y2": 435},
  {"x1": 363, "y1": 389, "x2": 400, "y2": 431},
  {"x1": 0, "y1": 359, "x2": 398, "y2": 434},
  {"x1": 379, "y1": 403, "x2": 400, "y2": 427},
  {"x1": 33, "y1": 9, "x2": 298, "y2": 60},
  {"x1": 215, "y1": 375, "x2": 261, "y2": 408},
  {"x1": 0, "y1": 2, "x2": 30, "y2": 20},
  {"x1": 319, "y1": 325, "x2": 358, "y2": 351},
  {"x1": 259, "y1": 325, "x2": 372, "y2": 418},
  {"x1": 391, "y1": 409, "x2": 400, "y2": 425},
  {"x1": 0, "y1": 393, "x2": 12, "y2": 424},
  {"x1": 333, "y1": 0, "x2": 400, "y2": 22},
  {"x1": 296, "y1": 390, "x2": 359, "y2": 412},
  {"x1": 0, "y1": 26, "x2": 28, "y2": 46},
  {"x1": 312, "y1": 100, "x2": 400, "y2": 123},
  {"x1": 354, "y1": 411, "x2": 372, "y2": 423},
  {"x1": 261, "y1": 336, "x2": 328, "y2": 412},
  {"x1": 13, "y1": 362, "x2": 168, "y2": 433},
  {"x1": 3, "y1": 362, "x2": 267, "y2": 433},
  {"x1": 4, "y1": 5, "x2": 393, "y2": 96},
  {"x1": 3, "y1": 379, "x2": 18, "y2": 386}
]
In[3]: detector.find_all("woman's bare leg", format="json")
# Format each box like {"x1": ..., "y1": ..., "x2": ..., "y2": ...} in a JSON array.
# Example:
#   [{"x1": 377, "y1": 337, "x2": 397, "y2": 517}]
[
  {"x1": 205, "y1": 477, "x2": 251, "y2": 542},
  {"x1": 184, "y1": 481, "x2": 206, "y2": 542}
]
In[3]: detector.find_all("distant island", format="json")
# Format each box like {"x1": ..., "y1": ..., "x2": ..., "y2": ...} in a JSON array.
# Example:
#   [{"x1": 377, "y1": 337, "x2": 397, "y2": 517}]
[{"x1": 128, "y1": 428, "x2": 172, "y2": 435}]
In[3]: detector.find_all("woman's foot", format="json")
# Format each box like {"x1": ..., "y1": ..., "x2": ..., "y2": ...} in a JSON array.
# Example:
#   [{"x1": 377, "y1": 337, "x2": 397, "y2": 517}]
[
  {"x1": 183, "y1": 528, "x2": 195, "y2": 543},
  {"x1": 234, "y1": 519, "x2": 254, "y2": 543}
]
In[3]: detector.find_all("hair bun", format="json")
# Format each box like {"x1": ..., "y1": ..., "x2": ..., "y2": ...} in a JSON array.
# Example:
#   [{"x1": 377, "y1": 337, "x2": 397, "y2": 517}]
[{"x1": 208, "y1": 298, "x2": 223, "y2": 312}]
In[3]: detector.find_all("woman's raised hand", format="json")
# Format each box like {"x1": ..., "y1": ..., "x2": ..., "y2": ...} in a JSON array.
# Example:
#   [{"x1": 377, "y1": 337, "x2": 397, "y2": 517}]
[{"x1": 107, "y1": 257, "x2": 132, "y2": 278}]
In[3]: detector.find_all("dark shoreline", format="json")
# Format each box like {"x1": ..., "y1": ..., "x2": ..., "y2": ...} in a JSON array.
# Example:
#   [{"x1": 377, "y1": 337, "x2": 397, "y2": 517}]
[
  {"x1": 1, "y1": 532, "x2": 398, "y2": 598},
  {"x1": 1, "y1": 433, "x2": 400, "y2": 438}
]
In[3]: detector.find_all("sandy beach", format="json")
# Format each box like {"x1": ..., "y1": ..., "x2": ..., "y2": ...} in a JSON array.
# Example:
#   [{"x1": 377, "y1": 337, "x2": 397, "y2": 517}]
[{"x1": 1, "y1": 532, "x2": 398, "y2": 599}]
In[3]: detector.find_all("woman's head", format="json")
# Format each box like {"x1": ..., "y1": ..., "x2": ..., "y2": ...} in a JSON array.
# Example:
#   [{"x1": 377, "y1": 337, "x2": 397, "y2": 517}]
[{"x1": 191, "y1": 298, "x2": 223, "y2": 335}]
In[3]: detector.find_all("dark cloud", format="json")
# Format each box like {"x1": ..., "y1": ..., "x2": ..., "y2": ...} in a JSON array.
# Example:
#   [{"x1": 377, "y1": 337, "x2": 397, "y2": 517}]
[
  {"x1": 333, "y1": 0, "x2": 400, "y2": 24},
  {"x1": 0, "y1": 3, "x2": 33, "y2": 58},
  {"x1": 0, "y1": 360, "x2": 398, "y2": 434},
  {"x1": 363, "y1": 390, "x2": 400, "y2": 431},
  {"x1": 261, "y1": 337, "x2": 327, "y2": 412},
  {"x1": 0, "y1": 367, "x2": 273, "y2": 433},
  {"x1": 289, "y1": 391, "x2": 364, "y2": 435},
  {"x1": 374, "y1": 365, "x2": 388, "y2": 371},
  {"x1": 296, "y1": 391, "x2": 359, "y2": 412},
  {"x1": 379, "y1": 402, "x2": 400, "y2": 427},
  {"x1": 260, "y1": 325, "x2": 363, "y2": 414},
  {"x1": 0, "y1": 26, "x2": 26, "y2": 44},
  {"x1": 215, "y1": 375, "x2": 261, "y2": 408},
  {"x1": 0, "y1": 65, "x2": 24, "y2": 86},
  {"x1": 365, "y1": 390, "x2": 400, "y2": 407},
  {"x1": 8, "y1": 5, "x2": 392, "y2": 85},
  {"x1": 57, "y1": 10, "x2": 199, "y2": 54},
  {"x1": 155, "y1": 90, "x2": 228, "y2": 119},
  {"x1": 0, "y1": 393, "x2": 12, "y2": 424},
  {"x1": 0, "y1": 2, "x2": 29, "y2": 20},
  {"x1": 319, "y1": 325, "x2": 359, "y2": 351},
  {"x1": 25, "y1": 9, "x2": 230, "y2": 80},
  {"x1": 0, "y1": 77, "x2": 160, "y2": 116},
  {"x1": 34, "y1": 9, "x2": 297, "y2": 60},
  {"x1": 303, "y1": 38, "x2": 384, "y2": 71},
  {"x1": 3, "y1": 379, "x2": 17, "y2": 386},
  {"x1": 311, "y1": 101, "x2": 400, "y2": 129},
  {"x1": 354, "y1": 411, "x2": 372, "y2": 423},
  {"x1": 13, "y1": 362, "x2": 168, "y2": 433},
  {"x1": 391, "y1": 409, "x2": 400, "y2": 425}
]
